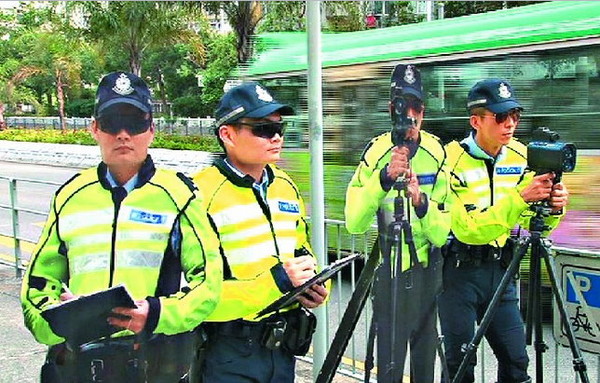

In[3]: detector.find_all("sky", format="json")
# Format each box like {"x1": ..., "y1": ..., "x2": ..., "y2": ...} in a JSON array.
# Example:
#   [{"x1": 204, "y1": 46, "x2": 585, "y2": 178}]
[{"x1": 0, "y1": 1, "x2": 21, "y2": 9}]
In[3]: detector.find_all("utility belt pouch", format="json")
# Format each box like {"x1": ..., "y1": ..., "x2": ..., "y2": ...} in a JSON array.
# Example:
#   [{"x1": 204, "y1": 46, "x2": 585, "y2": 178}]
[
  {"x1": 261, "y1": 318, "x2": 287, "y2": 350},
  {"x1": 76, "y1": 341, "x2": 146, "y2": 383},
  {"x1": 282, "y1": 307, "x2": 317, "y2": 356},
  {"x1": 41, "y1": 343, "x2": 74, "y2": 383},
  {"x1": 500, "y1": 237, "x2": 517, "y2": 269}
]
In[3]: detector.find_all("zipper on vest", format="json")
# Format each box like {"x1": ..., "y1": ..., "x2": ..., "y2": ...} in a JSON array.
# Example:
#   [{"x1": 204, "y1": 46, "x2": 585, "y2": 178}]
[
  {"x1": 485, "y1": 159, "x2": 495, "y2": 205},
  {"x1": 109, "y1": 187, "x2": 127, "y2": 286}
]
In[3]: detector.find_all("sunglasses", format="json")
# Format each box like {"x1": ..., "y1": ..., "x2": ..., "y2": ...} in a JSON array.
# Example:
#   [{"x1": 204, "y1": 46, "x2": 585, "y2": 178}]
[
  {"x1": 481, "y1": 109, "x2": 521, "y2": 124},
  {"x1": 98, "y1": 115, "x2": 151, "y2": 136},
  {"x1": 236, "y1": 121, "x2": 286, "y2": 139}
]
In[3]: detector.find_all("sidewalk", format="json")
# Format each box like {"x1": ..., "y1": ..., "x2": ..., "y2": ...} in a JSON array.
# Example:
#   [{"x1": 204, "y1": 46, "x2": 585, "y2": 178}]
[{"x1": 0, "y1": 265, "x2": 355, "y2": 383}]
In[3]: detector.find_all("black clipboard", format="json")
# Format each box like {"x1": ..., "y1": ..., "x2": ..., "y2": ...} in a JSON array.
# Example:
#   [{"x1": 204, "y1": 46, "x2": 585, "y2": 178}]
[
  {"x1": 255, "y1": 253, "x2": 363, "y2": 318},
  {"x1": 41, "y1": 284, "x2": 136, "y2": 345}
]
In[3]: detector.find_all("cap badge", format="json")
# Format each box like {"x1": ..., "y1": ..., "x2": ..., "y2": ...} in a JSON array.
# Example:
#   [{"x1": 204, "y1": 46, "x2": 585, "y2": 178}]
[
  {"x1": 404, "y1": 66, "x2": 416, "y2": 85},
  {"x1": 256, "y1": 85, "x2": 273, "y2": 102},
  {"x1": 498, "y1": 83, "x2": 511, "y2": 99},
  {"x1": 113, "y1": 73, "x2": 134, "y2": 96}
]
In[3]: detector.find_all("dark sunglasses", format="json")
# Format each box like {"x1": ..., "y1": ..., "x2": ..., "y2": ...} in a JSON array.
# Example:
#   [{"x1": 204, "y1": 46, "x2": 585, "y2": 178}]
[
  {"x1": 98, "y1": 116, "x2": 151, "y2": 136},
  {"x1": 236, "y1": 121, "x2": 286, "y2": 139},
  {"x1": 482, "y1": 109, "x2": 522, "y2": 124}
]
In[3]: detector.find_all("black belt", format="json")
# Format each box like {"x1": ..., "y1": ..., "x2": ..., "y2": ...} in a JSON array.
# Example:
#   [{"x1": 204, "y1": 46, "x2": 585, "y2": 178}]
[
  {"x1": 206, "y1": 320, "x2": 267, "y2": 338},
  {"x1": 448, "y1": 240, "x2": 504, "y2": 266}
]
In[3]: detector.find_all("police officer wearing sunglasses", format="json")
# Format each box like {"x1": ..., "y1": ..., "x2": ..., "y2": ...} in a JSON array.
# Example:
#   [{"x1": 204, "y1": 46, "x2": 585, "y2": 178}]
[
  {"x1": 21, "y1": 72, "x2": 223, "y2": 382},
  {"x1": 190, "y1": 82, "x2": 328, "y2": 382},
  {"x1": 345, "y1": 64, "x2": 450, "y2": 383},
  {"x1": 439, "y1": 79, "x2": 569, "y2": 383}
]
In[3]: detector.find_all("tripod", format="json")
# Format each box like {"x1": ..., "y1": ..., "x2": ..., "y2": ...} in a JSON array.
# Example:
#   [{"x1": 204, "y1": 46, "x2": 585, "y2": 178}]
[
  {"x1": 317, "y1": 176, "x2": 443, "y2": 383},
  {"x1": 451, "y1": 204, "x2": 590, "y2": 383},
  {"x1": 373, "y1": 176, "x2": 421, "y2": 382}
]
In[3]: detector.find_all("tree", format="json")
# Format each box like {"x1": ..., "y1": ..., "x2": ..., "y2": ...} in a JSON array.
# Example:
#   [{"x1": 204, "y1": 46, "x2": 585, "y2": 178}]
[
  {"x1": 259, "y1": 2, "x2": 306, "y2": 32},
  {"x1": 442, "y1": 1, "x2": 543, "y2": 18},
  {"x1": 71, "y1": 1, "x2": 203, "y2": 76},
  {"x1": 200, "y1": 1, "x2": 264, "y2": 64}
]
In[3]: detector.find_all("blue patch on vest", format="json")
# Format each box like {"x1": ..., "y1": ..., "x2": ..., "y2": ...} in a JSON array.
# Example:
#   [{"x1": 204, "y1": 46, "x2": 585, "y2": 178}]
[
  {"x1": 129, "y1": 209, "x2": 167, "y2": 225},
  {"x1": 278, "y1": 201, "x2": 299, "y2": 213},
  {"x1": 417, "y1": 173, "x2": 436, "y2": 185},
  {"x1": 496, "y1": 166, "x2": 523, "y2": 175}
]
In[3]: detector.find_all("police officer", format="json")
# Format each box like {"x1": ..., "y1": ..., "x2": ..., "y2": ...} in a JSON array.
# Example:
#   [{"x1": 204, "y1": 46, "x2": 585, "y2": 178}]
[
  {"x1": 21, "y1": 72, "x2": 223, "y2": 383},
  {"x1": 345, "y1": 64, "x2": 450, "y2": 383},
  {"x1": 191, "y1": 82, "x2": 328, "y2": 383},
  {"x1": 439, "y1": 78, "x2": 569, "y2": 383}
]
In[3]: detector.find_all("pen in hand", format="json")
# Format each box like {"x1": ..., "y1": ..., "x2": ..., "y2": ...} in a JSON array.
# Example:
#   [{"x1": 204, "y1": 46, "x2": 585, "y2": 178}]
[{"x1": 60, "y1": 282, "x2": 76, "y2": 301}]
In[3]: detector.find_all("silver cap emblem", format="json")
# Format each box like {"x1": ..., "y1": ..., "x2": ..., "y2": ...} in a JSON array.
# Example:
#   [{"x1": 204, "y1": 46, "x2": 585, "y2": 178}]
[
  {"x1": 256, "y1": 85, "x2": 273, "y2": 102},
  {"x1": 498, "y1": 83, "x2": 511, "y2": 99},
  {"x1": 113, "y1": 73, "x2": 134, "y2": 95},
  {"x1": 404, "y1": 66, "x2": 416, "y2": 84}
]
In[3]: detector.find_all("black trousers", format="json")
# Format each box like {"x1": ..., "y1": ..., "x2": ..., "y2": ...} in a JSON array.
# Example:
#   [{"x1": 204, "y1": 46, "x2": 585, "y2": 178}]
[{"x1": 439, "y1": 257, "x2": 530, "y2": 383}]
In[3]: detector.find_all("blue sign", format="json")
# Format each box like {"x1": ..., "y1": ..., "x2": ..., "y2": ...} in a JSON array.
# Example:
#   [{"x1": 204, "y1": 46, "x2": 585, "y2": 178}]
[{"x1": 566, "y1": 270, "x2": 600, "y2": 309}]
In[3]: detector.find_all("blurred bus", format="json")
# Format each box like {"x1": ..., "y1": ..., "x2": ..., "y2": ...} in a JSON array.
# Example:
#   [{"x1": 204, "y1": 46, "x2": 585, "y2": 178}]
[{"x1": 242, "y1": 1, "x2": 600, "y2": 253}]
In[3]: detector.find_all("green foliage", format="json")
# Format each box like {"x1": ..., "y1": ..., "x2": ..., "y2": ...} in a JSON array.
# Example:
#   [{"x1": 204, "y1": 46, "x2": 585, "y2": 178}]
[
  {"x1": 442, "y1": 1, "x2": 543, "y2": 18},
  {"x1": 381, "y1": 1, "x2": 425, "y2": 27},
  {"x1": 258, "y1": 2, "x2": 306, "y2": 32},
  {"x1": 0, "y1": 127, "x2": 220, "y2": 152},
  {"x1": 172, "y1": 95, "x2": 207, "y2": 118},
  {"x1": 324, "y1": 1, "x2": 364, "y2": 32},
  {"x1": 65, "y1": 98, "x2": 95, "y2": 118},
  {"x1": 199, "y1": 33, "x2": 237, "y2": 116}
]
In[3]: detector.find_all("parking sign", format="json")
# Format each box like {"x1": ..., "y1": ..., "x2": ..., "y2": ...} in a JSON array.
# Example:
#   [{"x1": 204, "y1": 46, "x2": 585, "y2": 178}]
[{"x1": 554, "y1": 252, "x2": 600, "y2": 354}]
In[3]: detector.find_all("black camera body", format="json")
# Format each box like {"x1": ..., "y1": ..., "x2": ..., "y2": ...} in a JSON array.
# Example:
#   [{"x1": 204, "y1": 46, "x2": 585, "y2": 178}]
[
  {"x1": 390, "y1": 96, "x2": 417, "y2": 147},
  {"x1": 527, "y1": 127, "x2": 576, "y2": 179}
]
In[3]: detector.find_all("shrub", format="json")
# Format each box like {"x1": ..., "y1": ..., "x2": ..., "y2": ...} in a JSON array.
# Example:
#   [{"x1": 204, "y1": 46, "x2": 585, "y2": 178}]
[
  {"x1": 0, "y1": 127, "x2": 220, "y2": 152},
  {"x1": 65, "y1": 99, "x2": 95, "y2": 118}
]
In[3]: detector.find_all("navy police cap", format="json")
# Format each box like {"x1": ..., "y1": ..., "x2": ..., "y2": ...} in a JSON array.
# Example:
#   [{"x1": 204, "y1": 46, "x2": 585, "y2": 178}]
[
  {"x1": 390, "y1": 64, "x2": 423, "y2": 101},
  {"x1": 467, "y1": 78, "x2": 523, "y2": 113},
  {"x1": 94, "y1": 72, "x2": 153, "y2": 118},
  {"x1": 215, "y1": 82, "x2": 294, "y2": 126}
]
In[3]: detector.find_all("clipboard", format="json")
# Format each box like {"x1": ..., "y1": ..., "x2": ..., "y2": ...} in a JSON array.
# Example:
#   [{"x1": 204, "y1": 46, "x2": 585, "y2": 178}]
[
  {"x1": 41, "y1": 284, "x2": 136, "y2": 345},
  {"x1": 255, "y1": 253, "x2": 363, "y2": 318}
]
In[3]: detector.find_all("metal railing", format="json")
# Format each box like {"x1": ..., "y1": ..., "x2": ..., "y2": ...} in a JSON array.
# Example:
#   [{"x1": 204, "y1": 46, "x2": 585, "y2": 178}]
[
  {"x1": 5, "y1": 116, "x2": 216, "y2": 136},
  {"x1": 1, "y1": 175, "x2": 599, "y2": 382}
]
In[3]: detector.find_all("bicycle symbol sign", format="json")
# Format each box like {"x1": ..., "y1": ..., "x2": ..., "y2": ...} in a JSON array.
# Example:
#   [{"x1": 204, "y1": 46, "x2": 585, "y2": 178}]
[{"x1": 555, "y1": 253, "x2": 600, "y2": 354}]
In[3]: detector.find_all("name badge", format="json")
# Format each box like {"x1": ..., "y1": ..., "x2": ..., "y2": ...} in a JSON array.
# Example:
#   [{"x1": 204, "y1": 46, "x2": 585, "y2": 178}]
[
  {"x1": 496, "y1": 166, "x2": 523, "y2": 175},
  {"x1": 417, "y1": 173, "x2": 436, "y2": 185},
  {"x1": 278, "y1": 201, "x2": 300, "y2": 213},
  {"x1": 129, "y1": 209, "x2": 167, "y2": 225}
]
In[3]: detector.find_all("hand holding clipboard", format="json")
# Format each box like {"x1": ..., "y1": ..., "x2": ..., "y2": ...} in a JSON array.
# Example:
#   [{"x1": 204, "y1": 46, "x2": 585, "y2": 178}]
[{"x1": 256, "y1": 253, "x2": 363, "y2": 318}]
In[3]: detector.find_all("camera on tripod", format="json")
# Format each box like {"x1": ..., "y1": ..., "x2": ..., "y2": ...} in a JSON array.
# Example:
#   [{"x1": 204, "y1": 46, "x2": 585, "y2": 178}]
[{"x1": 527, "y1": 127, "x2": 577, "y2": 177}]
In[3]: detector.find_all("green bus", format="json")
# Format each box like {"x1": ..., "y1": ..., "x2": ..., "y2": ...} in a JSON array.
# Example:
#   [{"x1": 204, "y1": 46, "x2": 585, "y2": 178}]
[{"x1": 243, "y1": 1, "x2": 600, "y2": 253}]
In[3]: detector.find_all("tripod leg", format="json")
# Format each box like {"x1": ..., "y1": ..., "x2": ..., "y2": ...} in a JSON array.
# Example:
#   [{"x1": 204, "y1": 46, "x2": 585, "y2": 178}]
[
  {"x1": 539, "y1": 240, "x2": 590, "y2": 383},
  {"x1": 451, "y1": 239, "x2": 529, "y2": 383},
  {"x1": 316, "y1": 241, "x2": 380, "y2": 383},
  {"x1": 363, "y1": 314, "x2": 377, "y2": 383}
]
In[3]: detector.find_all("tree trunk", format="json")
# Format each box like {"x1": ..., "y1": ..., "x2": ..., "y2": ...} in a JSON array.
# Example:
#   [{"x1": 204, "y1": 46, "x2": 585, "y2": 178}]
[
  {"x1": 56, "y1": 70, "x2": 67, "y2": 131},
  {"x1": 157, "y1": 67, "x2": 169, "y2": 117},
  {"x1": 0, "y1": 103, "x2": 5, "y2": 131}
]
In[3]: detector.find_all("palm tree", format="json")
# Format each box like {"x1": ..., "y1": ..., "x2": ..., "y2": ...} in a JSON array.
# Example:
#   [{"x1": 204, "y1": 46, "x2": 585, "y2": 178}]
[{"x1": 72, "y1": 1, "x2": 204, "y2": 76}]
